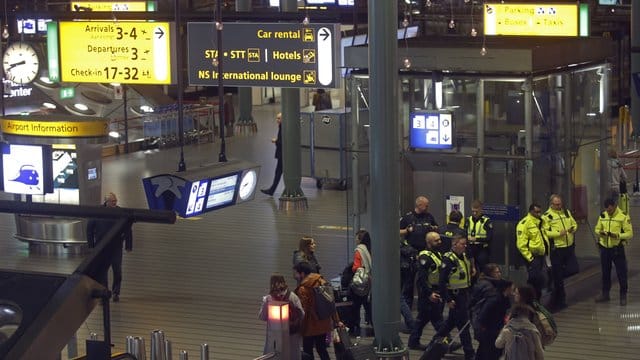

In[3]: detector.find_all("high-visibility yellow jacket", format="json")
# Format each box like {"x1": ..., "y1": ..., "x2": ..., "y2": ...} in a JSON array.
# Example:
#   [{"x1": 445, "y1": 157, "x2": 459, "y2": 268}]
[
  {"x1": 516, "y1": 213, "x2": 549, "y2": 262},
  {"x1": 542, "y1": 208, "x2": 578, "y2": 248},
  {"x1": 594, "y1": 207, "x2": 632, "y2": 248}
]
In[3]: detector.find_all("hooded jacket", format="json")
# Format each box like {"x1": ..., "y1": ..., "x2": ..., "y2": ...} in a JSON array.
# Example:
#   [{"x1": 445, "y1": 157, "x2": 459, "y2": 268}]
[{"x1": 295, "y1": 273, "x2": 338, "y2": 336}]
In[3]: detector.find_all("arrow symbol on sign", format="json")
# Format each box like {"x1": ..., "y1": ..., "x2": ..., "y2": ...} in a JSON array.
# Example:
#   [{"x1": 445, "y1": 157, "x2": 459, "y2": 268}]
[
  {"x1": 443, "y1": 135, "x2": 450, "y2": 142},
  {"x1": 320, "y1": 28, "x2": 330, "y2": 41},
  {"x1": 155, "y1": 27, "x2": 165, "y2": 39}
]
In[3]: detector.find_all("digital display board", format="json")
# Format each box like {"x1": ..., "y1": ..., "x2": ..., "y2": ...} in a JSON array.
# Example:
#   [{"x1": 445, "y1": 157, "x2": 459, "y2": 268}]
[
  {"x1": 187, "y1": 22, "x2": 340, "y2": 88},
  {"x1": 206, "y1": 173, "x2": 238, "y2": 210},
  {"x1": 55, "y1": 21, "x2": 175, "y2": 84},
  {"x1": 0, "y1": 144, "x2": 53, "y2": 195},
  {"x1": 484, "y1": 3, "x2": 578, "y2": 36},
  {"x1": 409, "y1": 111, "x2": 454, "y2": 150},
  {"x1": 70, "y1": 1, "x2": 156, "y2": 11}
]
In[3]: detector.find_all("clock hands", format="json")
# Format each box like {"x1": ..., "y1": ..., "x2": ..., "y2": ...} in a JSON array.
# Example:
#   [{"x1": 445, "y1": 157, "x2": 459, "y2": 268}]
[{"x1": 6, "y1": 60, "x2": 26, "y2": 70}]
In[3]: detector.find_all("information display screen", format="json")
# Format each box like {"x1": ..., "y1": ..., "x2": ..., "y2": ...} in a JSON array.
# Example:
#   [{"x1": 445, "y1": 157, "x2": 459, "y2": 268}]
[
  {"x1": 0, "y1": 144, "x2": 53, "y2": 195},
  {"x1": 206, "y1": 173, "x2": 239, "y2": 210},
  {"x1": 409, "y1": 111, "x2": 454, "y2": 150}
]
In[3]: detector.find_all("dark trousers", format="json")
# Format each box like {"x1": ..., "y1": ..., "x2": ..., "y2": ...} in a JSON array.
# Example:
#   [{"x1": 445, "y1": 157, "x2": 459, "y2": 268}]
[
  {"x1": 408, "y1": 294, "x2": 444, "y2": 345},
  {"x1": 469, "y1": 243, "x2": 489, "y2": 274},
  {"x1": 434, "y1": 290, "x2": 474, "y2": 358},
  {"x1": 97, "y1": 245, "x2": 124, "y2": 295},
  {"x1": 302, "y1": 334, "x2": 330, "y2": 360},
  {"x1": 599, "y1": 245, "x2": 628, "y2": 295},
  {"x1": 350, "y1": 293, "x2": 371, "y2": 329},
  {"x1": 550, "y1": 246, "x2": 574, "y2": 305},
  {"x1": 474, "y1": 330, "x2": 502, "y2": 360},
  {"x1": 527, "y1": 256, "x2": 546, "y2": 300},
  {"x1": 401, "y1": 267, "x2": 416, "y2": 309},
  {"x1": 267, "y1": 157, "x2": 282, "y2": 194}
]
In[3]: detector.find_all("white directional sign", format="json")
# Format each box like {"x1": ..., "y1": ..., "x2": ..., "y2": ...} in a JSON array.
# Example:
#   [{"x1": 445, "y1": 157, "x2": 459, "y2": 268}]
[{"x1": 409, "y1": 111, "x2": 454, "y2": 150}]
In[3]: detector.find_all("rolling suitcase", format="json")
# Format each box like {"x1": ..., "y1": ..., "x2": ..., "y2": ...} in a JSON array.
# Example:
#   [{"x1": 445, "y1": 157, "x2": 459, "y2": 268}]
[
  {"x1": 420, "y1": 320, "x2": 470, "y2": 360},
  {"x1": 334, "y1": 327, "x2": 378, "y2": 360}
]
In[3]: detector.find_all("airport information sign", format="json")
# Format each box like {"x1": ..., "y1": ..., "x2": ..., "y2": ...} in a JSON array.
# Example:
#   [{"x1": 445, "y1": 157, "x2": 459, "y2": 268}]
[
  {"x1": 56, "y1": 21, "x2": 174, "y2": 84},
  {"x1": 409, "y1": 111, "x2": 454, "y2": 150},
  {"x1": 484, "y1": 3, "x2": 578, "y2": 36},
  {"x1": 70, "y1": 1, "x2": 156, "y2": 11},
  {"x1": 187, "y1": 22, "x2": 340, "y2": 88}
]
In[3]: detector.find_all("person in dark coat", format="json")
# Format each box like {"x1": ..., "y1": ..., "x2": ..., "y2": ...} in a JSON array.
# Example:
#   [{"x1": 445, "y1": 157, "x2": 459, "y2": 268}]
[
  {"x1": 470, "y1": 263, "x2": 513, "y2": 360},
  {"x1": 261, "y1": 113, "x2": 282, "y2": 196},
  {"x1": 86, "y1": 192, "x2": 132, "y2": 302},
  {"x1": 293, "y1": 236, "x2": 322, "y2": 275}
]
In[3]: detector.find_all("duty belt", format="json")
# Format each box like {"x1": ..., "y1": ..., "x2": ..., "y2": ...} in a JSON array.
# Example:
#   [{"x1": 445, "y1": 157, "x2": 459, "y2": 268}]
[
  {"x1": 468, "y1": 241, "x2": 488, "y2": 247},
  {"x1": 449, "y1": 288, "x2": 469, "y2": 295}
]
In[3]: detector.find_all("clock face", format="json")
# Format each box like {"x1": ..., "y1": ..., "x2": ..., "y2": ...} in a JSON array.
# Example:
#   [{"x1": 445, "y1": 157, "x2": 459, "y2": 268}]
[
  {"x1": 238, "y1": 170, "x2": 257, "y2": 201},
  {"x1": 3, "y1": 42, "x2": 40, "y2": 85}
]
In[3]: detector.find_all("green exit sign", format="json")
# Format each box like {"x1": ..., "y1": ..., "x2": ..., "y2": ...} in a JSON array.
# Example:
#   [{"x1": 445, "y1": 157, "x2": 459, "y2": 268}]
[{"x1": 60, "y1": 87, "x2": 75, "y2": 99}]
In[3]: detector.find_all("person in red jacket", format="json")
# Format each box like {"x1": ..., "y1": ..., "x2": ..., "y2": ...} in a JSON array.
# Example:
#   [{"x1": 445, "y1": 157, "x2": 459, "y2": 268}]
[{"x1": 349, "y1": 230, "x2": 372, "y2": 334}]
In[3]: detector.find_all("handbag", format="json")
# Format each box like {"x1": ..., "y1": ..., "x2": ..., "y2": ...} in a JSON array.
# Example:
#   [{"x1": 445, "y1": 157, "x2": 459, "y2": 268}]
[
  {"x1": 350, "y1": 267, "x2": 370, "y2": 296},
  {"x1": 620, "y1": 179, "x2": 628, "y2": 194}
]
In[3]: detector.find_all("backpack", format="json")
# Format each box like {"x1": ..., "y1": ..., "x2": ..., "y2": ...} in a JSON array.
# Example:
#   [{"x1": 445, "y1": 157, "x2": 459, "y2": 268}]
[
  {"x1": 286, "y1": 290, "x2": 303, "y2": 334},
  {"x1": 532, "y1": 301, "x2": 557, "y2": 346},
  {"x1": 313, "y1": 280, "x2": 336, "y2": 320},
  {"x1": 350, "y1": 267, "x2": 371, "y2": 297},
  {"x1": 340, "y1": 262, "x2": 354, "y2": 289},
  {"x1": 505, "y1": 326, "x2": 535, "y2": 360}
]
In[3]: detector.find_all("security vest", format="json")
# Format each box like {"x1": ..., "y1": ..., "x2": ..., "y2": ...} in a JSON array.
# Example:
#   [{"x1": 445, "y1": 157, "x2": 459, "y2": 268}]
[
  {"x1": 466, "y1": 215, "x2": 490, "y2": 244},
  {"x1": 418, "y1": 249, "x2": 442, "y2": 287},
  {"x1": 594, "y1": 207, "x2": 633, "y2": 248},
  {"x1": 542, "y1": 208, "x2": 578, "y2": 248},
  {"x1": 443, "y1": 251, "x2": 471, "y2": 289},
  {"x1": 516, "y1": 213, "x2": 549, "y2": 262}
]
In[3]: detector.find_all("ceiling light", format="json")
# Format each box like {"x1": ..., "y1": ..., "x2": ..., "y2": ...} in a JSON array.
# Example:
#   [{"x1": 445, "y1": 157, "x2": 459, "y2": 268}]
[
  {"x1": 109, "y1": 131, "x2": 121, "y2": 139},
  {"x1": 140, "y1": 105, "x2": 154, "y2": 113},
  {"x1": 74, "y1": 103, "x2": 89, "y2": 111},
  {"x1": 42, "y1": 102, "x2": 56, "y2": 109},
  {"x1": 39, "y1": 76, "x2": 54, "y2": 84}
]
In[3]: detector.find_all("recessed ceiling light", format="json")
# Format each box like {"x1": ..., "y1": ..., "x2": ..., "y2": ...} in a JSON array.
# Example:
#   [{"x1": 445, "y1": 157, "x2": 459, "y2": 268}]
[
  {"x1": 109, "y1": 131, "x2": 121, "y2": 138},
  {"x1": 39, "y1": 76, "x2": 54, "y2": 84},
  {"x1": 42, "y1": 102, "x2": 57, "y2": 109},
  {"x1": 140, "y1": 105, "x2": 154, "y2": 113},
  {"x1": 74, "y1": 103, "x2": 89, "y2": 111}
]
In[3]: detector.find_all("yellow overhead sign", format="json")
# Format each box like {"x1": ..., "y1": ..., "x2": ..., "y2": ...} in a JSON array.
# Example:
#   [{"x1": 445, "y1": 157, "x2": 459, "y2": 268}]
[
  {"x1": 71, "y1": 2, "x2": 152, "y2": 12},
  {"x1": 484, "y1": 3, "x2": 578, "y2": 36},
  {"x1": 1, "y1": 119, "x2": 109, "y2": 137},
  {"x1": 58, "y1": 21, "x2": 174, "y2": 84}
]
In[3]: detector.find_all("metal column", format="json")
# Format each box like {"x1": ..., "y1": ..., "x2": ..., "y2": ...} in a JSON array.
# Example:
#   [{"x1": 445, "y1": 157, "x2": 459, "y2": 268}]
[
  {"x1": 369, "y1": 1, "x2": 403, "y2": 357},
  {"x1": 476, "y1": 79, "x2": 485, "y2": 200},
  {"x1": 524, "y1": 78, "x2": 533, "y2": 207},
  {"x1": 235, "y1": 0, "x2": 256, "y2": 135},
  {"x1": 279, "y1": 0, "x2": 307, "y2": 210},
  {"x1": 631, "y1": 0, "x2": 640, "y2": 132}
]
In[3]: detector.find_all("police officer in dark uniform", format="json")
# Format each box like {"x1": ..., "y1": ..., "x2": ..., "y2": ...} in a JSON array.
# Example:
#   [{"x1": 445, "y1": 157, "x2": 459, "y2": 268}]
[
  {"x1": 440, "y1": 210, "x2": 467, "y2": 252},
  {"x1": 400, "y1": 196, "x2": 439, "y2": 310},
  {"x1": 465, "y1": 200, "x2": 494, "y2": 275},
  {"x1": 431, "y1": 234, "x2": 475, "y2": 360},
  {"x1": 408, "y1": 232, "x2": 445, "y2": 350}
]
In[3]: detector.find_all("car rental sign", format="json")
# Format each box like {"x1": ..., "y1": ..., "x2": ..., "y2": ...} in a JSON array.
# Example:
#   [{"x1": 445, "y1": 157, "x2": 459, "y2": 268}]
[{"x1": 187, "y1": 22, "x2": 340, "y2": 88}]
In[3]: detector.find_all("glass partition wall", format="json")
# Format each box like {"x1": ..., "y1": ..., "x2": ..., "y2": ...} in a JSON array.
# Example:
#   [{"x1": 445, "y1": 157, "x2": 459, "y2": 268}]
[{"x1": 345, "y1": 63, "x2": 610, "y2": 268}]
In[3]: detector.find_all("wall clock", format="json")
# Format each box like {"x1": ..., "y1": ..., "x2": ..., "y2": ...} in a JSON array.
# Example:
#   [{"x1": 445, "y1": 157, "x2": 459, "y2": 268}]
[{"x1": 3, "y1": 42, "x2": 40, "y2": 85}]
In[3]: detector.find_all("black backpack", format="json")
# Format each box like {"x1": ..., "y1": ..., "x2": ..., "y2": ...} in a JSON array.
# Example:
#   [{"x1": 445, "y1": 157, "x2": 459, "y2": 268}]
[{"x1": 314, "y1": 280, "x2": 336, "y2": 320}]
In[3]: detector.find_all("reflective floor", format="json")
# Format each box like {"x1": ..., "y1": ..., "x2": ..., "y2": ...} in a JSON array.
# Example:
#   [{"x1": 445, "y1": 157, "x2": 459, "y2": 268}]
[{"x1": 0, "y1": 103, "x2": 639, "y2": 359}]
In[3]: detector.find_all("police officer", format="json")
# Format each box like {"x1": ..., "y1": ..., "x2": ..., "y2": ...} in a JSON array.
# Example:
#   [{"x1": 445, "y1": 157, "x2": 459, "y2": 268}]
[
  {"x1": 440, "y1": 210, "x2": 467, "y2": 252},
  {"x1": 516, "y1": 203, "x2": 550, "y2": 300},
  {"x1": 465, "y1": 200, "x2": 493, "y2": 275},
  {"x1": 408, "y1": 232, "x2": 445, "y2": 350},
  {"x1": 594, "y1": 197, "x2": 632, "y2": 306},
  {"x1": 542, "y1": 194, "x2": 577, "y2": 309},
  {"x1": 431, "y1": 234, "x2": 475, "y2": 360},
  {"x1": 400, "y1": 196, "x2": 439, "y2": 310}
]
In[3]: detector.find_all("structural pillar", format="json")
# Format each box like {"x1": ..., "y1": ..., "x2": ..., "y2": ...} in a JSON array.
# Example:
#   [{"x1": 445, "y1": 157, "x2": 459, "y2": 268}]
[
  {"x1": 235, "y1": 0, "x2": 256, "y2": 135},
  {"x1": 631, "y1": 0, "x2": 640, "y2": 133},
  {"x1": 523, "y1": 78, "x2": 533, "y2": 207},
  {"x1": 476, "y1": 79, "x2": 485, "y2": 200},
  {"x1": 369, "y1": 1, "x2": 404, "y2": 357},
  {"x1": 279, "y1": 0, "x2": 307, "y2": 210}
]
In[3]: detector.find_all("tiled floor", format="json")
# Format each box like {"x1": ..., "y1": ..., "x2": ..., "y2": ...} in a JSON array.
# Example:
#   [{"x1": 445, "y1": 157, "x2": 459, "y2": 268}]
[{"x1": 0, "y1": 104, "x2": 639, "y2": 359}]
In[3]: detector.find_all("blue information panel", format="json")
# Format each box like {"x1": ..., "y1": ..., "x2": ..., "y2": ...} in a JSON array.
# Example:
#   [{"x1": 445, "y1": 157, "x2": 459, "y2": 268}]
[
  {"x1": 409, "y1": 111, "x2": 454, "y2": 150},
  {"x1": 142, "y1": 172, "x2": 242, "y2": 218},
  {"x1": 483, "y1": 203, "x2": 521, "y2": 222}
]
